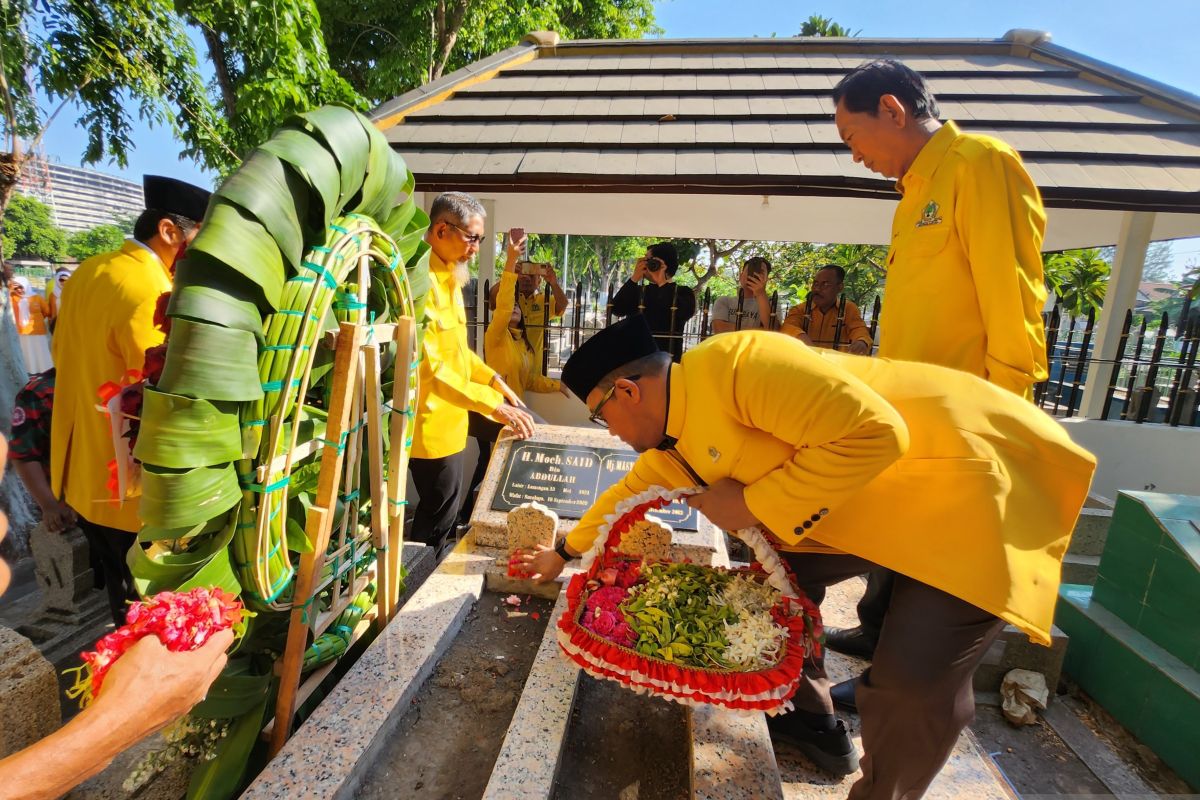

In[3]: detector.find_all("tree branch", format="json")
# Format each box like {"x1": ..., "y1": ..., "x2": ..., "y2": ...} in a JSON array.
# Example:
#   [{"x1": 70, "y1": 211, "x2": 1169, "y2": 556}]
[{"x1": 200, "y1": 26, "x2": 237, "y2": 120}]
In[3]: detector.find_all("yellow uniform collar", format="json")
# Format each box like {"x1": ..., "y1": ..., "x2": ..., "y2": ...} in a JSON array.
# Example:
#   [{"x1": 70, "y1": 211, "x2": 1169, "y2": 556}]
[{"x1": 896, "y1": 120, "x2": 960, "y2": 195}]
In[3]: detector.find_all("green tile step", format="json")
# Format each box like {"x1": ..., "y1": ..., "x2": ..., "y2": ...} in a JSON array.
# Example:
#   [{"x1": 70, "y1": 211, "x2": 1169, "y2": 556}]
[
  {"x1": 1091, "y1": 493, "x2": 1200, "y2": 661},
  {"x1": 1056, "y1": 583, "x2": 1200, "y2": 791}
]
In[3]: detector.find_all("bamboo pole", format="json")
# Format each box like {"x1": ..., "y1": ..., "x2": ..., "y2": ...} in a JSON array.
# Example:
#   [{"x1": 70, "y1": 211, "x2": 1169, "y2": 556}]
[{"x1": 270, "y1": 321, "x2": 365, "y2": 756}]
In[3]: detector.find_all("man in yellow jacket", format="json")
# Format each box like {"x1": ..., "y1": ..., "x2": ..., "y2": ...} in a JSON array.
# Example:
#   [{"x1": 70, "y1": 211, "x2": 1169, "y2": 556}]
[
  {"x1": 824, "y1": 60, "x2": 1053, "y2": 680},
  {"x1": 50, "y1": 176, "x2": 210, "y2": 624},
  {"x1": 410, "y1": 192, "x2": 535, "y2": 553},
  {"x1": 524, "y1": 318, "x2": 1094, "y2": 798}
]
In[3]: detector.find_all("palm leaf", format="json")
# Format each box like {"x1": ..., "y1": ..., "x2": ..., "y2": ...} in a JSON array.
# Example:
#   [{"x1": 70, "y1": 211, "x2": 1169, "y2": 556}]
[
  {"x1": 190, "y1": 204, "x2": 287, "y2": 311},
  {"x1": 134, "y1": 388, "x2": 242, "y2": 468},
  {"x1": 157, "y1": 319, "x2": 264, "y2": 401},
  {"x1": 139, "y1": 463, "x2": 241, "y2": 529},
  {"x1": 214, "y1": 150, "x2": 307, "y2": 269}
]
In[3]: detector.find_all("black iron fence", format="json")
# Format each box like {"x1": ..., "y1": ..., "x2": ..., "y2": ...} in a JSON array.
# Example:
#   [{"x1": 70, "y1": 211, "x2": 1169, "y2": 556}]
[{"x1": 465, "y1": 278, "x2": 1199, "y2": 428}]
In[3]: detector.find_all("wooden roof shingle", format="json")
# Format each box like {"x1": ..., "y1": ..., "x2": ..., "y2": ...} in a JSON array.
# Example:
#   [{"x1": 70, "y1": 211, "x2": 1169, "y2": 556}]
[{"x1": 373, "y1": 33, "x2": 1200, "y2": 214}]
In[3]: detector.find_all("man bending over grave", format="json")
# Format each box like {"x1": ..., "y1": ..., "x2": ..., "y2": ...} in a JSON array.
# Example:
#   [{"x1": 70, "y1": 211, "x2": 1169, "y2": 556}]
[{"x1": 522, "y1": 316, "x2": 1094, "y2": 799}]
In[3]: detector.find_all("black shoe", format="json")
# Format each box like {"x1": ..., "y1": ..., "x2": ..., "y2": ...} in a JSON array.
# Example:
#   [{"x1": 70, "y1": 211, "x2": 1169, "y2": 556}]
[
  {"x1": 823, "y1": 625, "x2": 879, "y2": 660},
  {"x1": 766, "y1": 714, "x2": 860, "y2": 777},
  {"x1": 830, "y1": 677, "x2": 859, "y2": 714}
]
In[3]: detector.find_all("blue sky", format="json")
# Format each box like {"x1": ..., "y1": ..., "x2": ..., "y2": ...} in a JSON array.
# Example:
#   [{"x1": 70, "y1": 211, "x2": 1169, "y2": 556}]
[{"x1": 36, "y1": 0, "x2": 1200, "y2": 270}]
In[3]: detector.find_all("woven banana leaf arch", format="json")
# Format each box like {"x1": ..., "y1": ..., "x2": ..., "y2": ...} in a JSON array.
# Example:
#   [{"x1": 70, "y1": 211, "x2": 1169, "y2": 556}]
[{"x1": 131, "y1": 104, "x2": 430, "y2": 795}]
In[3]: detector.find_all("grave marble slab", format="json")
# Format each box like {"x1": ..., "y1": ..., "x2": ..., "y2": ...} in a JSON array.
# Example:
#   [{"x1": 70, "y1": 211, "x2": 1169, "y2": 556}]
[
  {"x1": 241, "y1": 542, "x2": 491, "y2": 800},
  {"x1": 482, "y1": 590, "x2": 581, "y2": 800}
]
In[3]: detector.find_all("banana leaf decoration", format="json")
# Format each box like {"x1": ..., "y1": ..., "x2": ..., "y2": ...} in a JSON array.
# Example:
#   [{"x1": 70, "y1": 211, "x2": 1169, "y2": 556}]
[{"x1": 129, "y1": 105, "x2": 429, "y2": 799}]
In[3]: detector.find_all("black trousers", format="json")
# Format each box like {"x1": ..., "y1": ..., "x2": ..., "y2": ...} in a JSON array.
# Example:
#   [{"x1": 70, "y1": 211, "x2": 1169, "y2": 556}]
[
  {"x1": 77, "y1": 519, "x2": 140, "y2": 626},
  {"x1": 458, "y1": 411, "x2": 504, "y2": 526},
  {"x1": 781, "y1": 552, "x2": 1005, "y2": 800},
  {"x1": 408, "y1": 451, "x2": 466, "y2": 552}
]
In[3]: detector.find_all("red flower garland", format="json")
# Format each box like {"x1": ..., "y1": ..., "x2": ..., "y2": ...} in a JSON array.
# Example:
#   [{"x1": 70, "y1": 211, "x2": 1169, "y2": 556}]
[{"x1": 65, "y1": 588, "x2": 246, "y2": 707}]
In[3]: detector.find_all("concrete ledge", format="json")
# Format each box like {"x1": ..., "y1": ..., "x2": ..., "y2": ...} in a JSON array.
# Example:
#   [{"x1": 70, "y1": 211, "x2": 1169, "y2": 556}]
[
  {"x1": 692, "y1": 705, "x2": 784, "y2": 800},
  {"x1": 974, "y1": 623, "x2": 1068, "y2": 695},
  {"x1": 241, "y1": 542, "x2": 492, "y2": 800},
  {"x1": 482, "y1": 591, "x2": 581, "y2": 800}
]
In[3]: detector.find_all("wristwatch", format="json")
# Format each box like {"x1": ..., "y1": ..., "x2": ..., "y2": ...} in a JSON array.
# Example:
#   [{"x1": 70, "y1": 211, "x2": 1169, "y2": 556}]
[{"x1": 554, "y1": 539, "x2": 573, "y2": 562}]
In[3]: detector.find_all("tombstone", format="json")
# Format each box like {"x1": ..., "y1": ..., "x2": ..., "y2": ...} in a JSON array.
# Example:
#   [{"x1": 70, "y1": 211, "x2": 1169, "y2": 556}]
[
  {"x1": 507, "y1": 502, "x2": 559, "y2": 557},
  {"x1": 468, "y1": 424, "x2": 725, "y2": 568},
  {"x1": 29, "y1": 521, "x2": 94, "y2": 615},
  {"x1": 506, "y1": 503, "x2": 561, "y2": 585},
  {"x1": 615, "y1": 516, "x2": 673, "y2": 562},
  {"x1": 0, "y1": 626, "x2": 60, "y2": 758}
]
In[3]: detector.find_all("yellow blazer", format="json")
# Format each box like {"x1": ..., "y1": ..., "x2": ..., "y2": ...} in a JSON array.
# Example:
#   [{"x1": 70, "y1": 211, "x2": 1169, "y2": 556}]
[
  {"x1": 486, "y1": 272, "x2": 561, "y2": 397},
  {"x1": 411, "y1": 250, "x2": 504, "y2": 459},
  {"x1": 50, "y1": 241, "x2": 170, "y2": 531},
  {"x1": 566, "y1": 331, "x2": 1095, "y2": 645}
]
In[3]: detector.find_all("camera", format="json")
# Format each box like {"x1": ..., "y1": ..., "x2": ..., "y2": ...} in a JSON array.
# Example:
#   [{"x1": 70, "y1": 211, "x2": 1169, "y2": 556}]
[{"x1": 519, "y1": 261, "x2": 550, "y2": 277}]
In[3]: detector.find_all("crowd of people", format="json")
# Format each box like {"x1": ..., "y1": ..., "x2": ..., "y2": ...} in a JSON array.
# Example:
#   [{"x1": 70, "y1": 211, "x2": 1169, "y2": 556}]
[{"x1": 0, "y1": 57, "x2": 1090, "y2": 800}]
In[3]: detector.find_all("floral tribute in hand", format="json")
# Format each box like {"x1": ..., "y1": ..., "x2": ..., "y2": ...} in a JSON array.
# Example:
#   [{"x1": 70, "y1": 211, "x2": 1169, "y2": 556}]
[{"x1": 66, "y1": 587, "x2": 248, "y2": 708}]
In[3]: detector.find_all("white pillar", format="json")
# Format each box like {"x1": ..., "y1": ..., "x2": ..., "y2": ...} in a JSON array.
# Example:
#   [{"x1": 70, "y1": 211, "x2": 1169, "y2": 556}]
[
  {"x1": 476, "y1": 198, "x2": 497, "y2": 357},
  {"x1": 1079, "y1": 210, "x2": 1156, "y2": 419}
]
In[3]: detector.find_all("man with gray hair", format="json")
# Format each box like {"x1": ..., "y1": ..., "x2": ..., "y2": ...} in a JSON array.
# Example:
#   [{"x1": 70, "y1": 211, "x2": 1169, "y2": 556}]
[{"x1": 409, "y1": 192, "x2": 535, "y2": 555}]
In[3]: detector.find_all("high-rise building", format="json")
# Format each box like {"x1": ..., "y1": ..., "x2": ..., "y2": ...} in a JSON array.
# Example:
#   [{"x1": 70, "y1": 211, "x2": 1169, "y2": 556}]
[{"x1": 15, "y1": 158, "x2": 143, "y2": 233}]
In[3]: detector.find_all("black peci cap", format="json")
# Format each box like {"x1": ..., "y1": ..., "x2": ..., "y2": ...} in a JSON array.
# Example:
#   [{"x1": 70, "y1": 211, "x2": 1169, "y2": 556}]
[
  {"x1": 142, "y1": 175, "x2": 212, "y2": 223},
  {"x1": 561, "y1": 315, "x2": 660, "y2": 401}
]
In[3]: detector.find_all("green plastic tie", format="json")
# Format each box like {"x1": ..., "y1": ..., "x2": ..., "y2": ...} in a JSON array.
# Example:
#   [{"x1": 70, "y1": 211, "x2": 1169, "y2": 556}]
[{"x1": 301, "y1": 260, "x2": 338, "y2": 289}]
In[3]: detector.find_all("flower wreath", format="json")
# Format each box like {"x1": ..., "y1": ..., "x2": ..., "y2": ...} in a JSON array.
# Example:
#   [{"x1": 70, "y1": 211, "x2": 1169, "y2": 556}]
[{"x1": 556, "y1": 486, "x2": 822, "y2": 715}]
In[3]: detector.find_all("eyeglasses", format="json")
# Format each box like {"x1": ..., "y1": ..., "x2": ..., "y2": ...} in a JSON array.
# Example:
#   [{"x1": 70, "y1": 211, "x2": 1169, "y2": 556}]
[
  {"x1": 588, "y1": 374, "x2": 639, "y2": 428},
  {"x1": 443, "y1": 220, "x2": 485, "y2": 245}
]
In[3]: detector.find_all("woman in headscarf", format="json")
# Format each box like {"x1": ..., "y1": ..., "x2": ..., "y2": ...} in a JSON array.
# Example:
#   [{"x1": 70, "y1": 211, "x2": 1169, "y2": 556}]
[
  {"x1": 47, "y1": 265, "x2": 72, "y2": 322},
  {"x1": 9, "y1": 276, "x2": 54, "y2": 374}
]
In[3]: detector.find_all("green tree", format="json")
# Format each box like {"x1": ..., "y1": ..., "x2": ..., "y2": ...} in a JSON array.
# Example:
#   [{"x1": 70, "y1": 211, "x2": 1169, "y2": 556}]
[
  {"x1": 176, "y1": 0, "x2": 364, "y2": 157},
  {"x1": 319, "y1": 0, "x2": 659, "y2": 104},
  {"x1": 66, "y1": 222, "x2": 127, "y2": 260},
  {"x1": 0, "y1": 0, "x2": 228, "y2": 221},
  {"x1": 1, "y1": 194, "x2": 67, "y2": 260},
  {"x1": 798, "y1": 14, "x2": 859, "y2": 37},
  {"x1": 1045, "y1": 249, "x2": 1110, "y2": 317}
]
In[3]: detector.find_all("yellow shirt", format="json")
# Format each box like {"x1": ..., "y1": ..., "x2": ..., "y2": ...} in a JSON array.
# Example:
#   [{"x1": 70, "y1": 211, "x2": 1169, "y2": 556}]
[
  {"x1": 781, "y1": 299, "x2": 872, "y2": 350},
  {"x1": 411, "y1": 250, "x2": 504, "y2": 459},
  {"x1": 880, "y1": 121, "x2": 1048, "y2": 399},
  {"x1": 565, "y1": 332, "x2": 1095, "y2": 645},
  {"x1": 51, "y1": 241, "x2": 170, "y2": 531},
  {"x1": 486, "y1": 272, "x2": 561, "y2": 397},
  {"x1": 517, "y1": 289, "x2": 560, "y2": 374}
]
